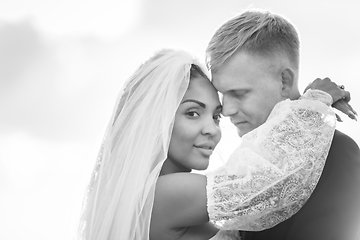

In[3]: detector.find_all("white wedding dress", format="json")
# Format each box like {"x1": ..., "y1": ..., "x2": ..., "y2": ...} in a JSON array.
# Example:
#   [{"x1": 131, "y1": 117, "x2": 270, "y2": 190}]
[{"x1": 208, "y1": 89, "x2": 336, "y2": 239}]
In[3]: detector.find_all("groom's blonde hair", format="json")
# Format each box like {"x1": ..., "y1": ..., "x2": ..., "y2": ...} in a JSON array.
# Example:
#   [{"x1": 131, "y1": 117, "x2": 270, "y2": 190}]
[{"x1": 206, "y1": 9, "x2": 300, "y2": 73}]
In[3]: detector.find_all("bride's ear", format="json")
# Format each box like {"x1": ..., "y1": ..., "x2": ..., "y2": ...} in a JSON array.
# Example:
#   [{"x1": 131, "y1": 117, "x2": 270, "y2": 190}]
[{"x1": 280, "y1": 68, "x2": 295, "y2": 98}]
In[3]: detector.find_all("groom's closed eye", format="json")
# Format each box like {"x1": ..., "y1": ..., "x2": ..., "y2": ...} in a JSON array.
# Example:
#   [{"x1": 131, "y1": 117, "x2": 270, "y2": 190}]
[{"x1": 233, "y1": 90, "x2": 248, "y2": 97}]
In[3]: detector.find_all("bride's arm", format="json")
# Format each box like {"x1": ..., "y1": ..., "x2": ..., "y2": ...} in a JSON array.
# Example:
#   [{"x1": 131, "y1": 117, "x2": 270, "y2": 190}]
[
  {"x1": 152, "y1": 173, "x2": 218, "y2": 240},
  {"x1": 206, "y1": 89, "x2": 336, "y2": 231}
]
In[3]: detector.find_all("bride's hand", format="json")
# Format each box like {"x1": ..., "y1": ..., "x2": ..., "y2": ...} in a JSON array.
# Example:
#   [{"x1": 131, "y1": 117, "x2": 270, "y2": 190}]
[{"x1": 333, "y1": 99, "x2": 357, "y2": 122}]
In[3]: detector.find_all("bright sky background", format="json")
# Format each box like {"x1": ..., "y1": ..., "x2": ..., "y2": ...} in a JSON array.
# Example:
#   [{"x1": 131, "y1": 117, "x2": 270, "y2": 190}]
[{"x1": 1, "y1": 0, "x2": 359, "y2": 239}]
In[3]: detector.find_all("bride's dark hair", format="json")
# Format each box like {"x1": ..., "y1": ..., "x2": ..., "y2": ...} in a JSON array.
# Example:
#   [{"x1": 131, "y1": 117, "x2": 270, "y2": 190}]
[{"x1": 190, "y1": 63, "x2": 209, "y2": 80}]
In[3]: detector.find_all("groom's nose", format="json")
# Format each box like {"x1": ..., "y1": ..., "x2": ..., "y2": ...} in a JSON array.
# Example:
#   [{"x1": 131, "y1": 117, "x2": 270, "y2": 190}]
[{"x1": 221, "y1": 94, "x2": 238, "y2": 117}]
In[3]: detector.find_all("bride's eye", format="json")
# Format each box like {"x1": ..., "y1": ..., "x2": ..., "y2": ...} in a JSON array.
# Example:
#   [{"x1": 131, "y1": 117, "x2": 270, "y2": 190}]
[
  {"x1": 213, "y1": 114, "x2": 222, "y2": 124},
  {"x1": 186, "y1": 111, "x2": 200, "y2": 118}
]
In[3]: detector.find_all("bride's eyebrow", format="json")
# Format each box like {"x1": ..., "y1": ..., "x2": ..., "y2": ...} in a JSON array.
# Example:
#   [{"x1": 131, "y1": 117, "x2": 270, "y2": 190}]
[
  {"x1": 181, "y1": 99, "x2": 222, "y2": 111},
  {"x1": 181, "y1": 99, "x2": 206, "y2": 108}
]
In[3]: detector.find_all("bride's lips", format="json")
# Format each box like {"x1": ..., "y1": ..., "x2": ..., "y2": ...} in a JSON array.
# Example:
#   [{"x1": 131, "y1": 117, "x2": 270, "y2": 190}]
[{"x1": 194, "y1": 144, "x2": 214, "y2": 157}]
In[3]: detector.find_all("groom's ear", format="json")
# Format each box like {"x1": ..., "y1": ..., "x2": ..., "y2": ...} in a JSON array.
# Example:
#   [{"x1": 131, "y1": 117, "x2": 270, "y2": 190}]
[{"x1": 280, "y1": 68, "x2": 295, "y2": 98}]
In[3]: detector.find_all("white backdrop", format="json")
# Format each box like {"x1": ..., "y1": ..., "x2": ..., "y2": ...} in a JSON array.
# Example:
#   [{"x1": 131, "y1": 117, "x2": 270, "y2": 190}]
[{"x1": 1, "y1": 0, "x2": 359, "y2": 239}]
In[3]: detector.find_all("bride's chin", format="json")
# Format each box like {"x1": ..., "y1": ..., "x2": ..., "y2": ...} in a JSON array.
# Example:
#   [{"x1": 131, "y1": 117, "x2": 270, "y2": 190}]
[{"x1": 196, "y1": 162, "x2": 210, "y2": 171}]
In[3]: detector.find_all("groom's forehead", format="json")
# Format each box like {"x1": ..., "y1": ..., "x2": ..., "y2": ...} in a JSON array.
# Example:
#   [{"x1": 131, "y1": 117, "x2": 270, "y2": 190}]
[
  {"x1": 211, "y1": 71, "x2": 250, "y2": 93},
  {"x1": 211, "y1": 54, "x2": 276, "y2": 91},
  {"x1": 211, "y1": 74, "x2": 231, "y2": 93}
]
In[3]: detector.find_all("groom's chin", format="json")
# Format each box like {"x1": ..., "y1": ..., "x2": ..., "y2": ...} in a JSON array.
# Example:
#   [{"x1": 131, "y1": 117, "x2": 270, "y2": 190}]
[
  {"x1": 237, "y1": 128, "x2": 245, "y2": 137},
  {"x1": 237, "y1": 126, "x2": 254, "y2": 137}
]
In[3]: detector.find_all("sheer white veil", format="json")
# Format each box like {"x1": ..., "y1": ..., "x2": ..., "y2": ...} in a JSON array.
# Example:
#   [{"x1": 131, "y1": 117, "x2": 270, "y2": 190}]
[{"x1": 78, "y1": 49, "x2": 200, "y2": 240}]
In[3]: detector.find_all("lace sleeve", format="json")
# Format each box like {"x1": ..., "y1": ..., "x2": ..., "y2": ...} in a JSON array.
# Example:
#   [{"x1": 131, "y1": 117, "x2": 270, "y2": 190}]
[
  {"x1": 300, "y1": 89, "x2": 333, "y2": 106},
  {"x1": 206, "y1": 89, "x2": 336, "y2": 231}
]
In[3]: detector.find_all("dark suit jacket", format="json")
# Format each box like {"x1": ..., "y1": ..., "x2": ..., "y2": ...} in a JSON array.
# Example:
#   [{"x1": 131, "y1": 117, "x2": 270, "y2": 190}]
[{"x1": 242, "y1": 130, "x2": 360, "y2": 240}]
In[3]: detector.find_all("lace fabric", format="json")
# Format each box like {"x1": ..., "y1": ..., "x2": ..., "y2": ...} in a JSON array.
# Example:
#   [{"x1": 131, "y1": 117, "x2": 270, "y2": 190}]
[{"x1": 207, "y1": 89, "x2": 336, "y2": 231}]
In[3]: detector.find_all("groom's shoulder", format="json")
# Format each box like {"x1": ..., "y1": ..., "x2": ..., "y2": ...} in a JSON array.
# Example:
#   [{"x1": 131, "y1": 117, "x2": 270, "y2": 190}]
[
  {"x1": 330, "y1": 129, "x2": 360, "y2": 156},
  {"x1": 333, "y1": 129, "x2": 358, "y2": 142},
  {"x1": 325, "y1": 129, "x2": 360, "y2": 182}
]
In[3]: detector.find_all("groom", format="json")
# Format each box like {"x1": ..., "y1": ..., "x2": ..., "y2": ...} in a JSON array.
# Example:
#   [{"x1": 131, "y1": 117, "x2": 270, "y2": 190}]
[{"x1": 206, "y1": 9, "x2": 360, "y2": 240}]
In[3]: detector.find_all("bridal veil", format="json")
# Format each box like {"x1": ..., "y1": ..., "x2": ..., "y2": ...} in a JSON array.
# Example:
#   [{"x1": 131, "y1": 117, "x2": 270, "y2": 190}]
[{"x1": 78, "y1": 49, "x2": 200, "y2": 240}]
